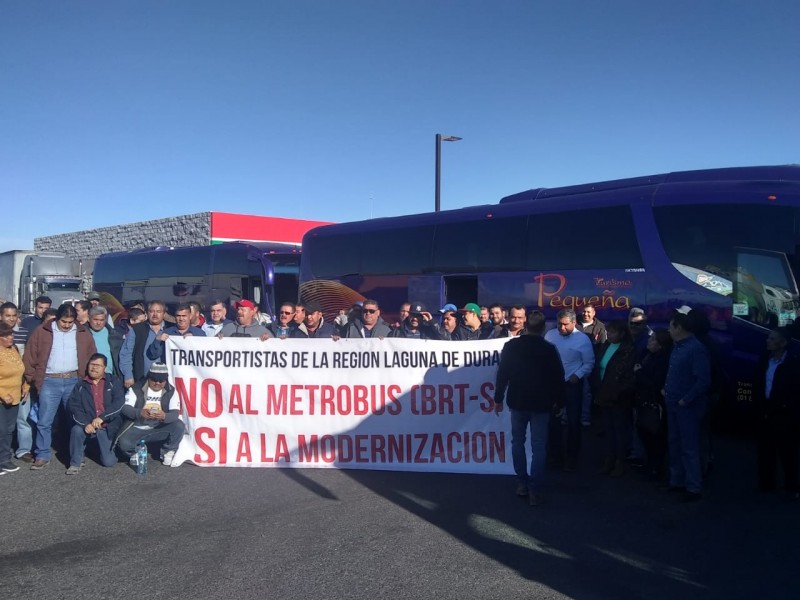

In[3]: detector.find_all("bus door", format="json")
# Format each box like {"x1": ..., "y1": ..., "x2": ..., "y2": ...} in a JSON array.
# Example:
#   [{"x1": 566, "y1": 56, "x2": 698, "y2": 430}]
[
  {"x1": 730, "y1": 247, "x2": 800, "y2": 412},
  {"x1": 407, "y1": 275, "x2": 444, "y2": 314},
  {"x1": 443, "y1": 275, "x2": 478, "y2": 310}
]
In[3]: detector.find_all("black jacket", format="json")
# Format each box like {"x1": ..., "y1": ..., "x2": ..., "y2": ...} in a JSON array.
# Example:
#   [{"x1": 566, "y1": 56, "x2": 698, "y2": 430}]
[
  {"x1": 494, "y1": 335, "x2": 565, "y2": 412},
  {"x1": 753, "y1": 352, "x2": 800, "y2": 425},
  {"x1": 67, "y1": 375, "x2": 126, "y2": 438}
]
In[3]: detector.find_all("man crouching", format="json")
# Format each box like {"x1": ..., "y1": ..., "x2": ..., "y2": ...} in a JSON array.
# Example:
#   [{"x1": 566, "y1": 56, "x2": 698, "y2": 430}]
[
  {"x1": 66, "y1": 353, "x2": 125, "y2": 475},
  {"x1": 116, "y1": 362, "x2": 184, "y2": 467}
]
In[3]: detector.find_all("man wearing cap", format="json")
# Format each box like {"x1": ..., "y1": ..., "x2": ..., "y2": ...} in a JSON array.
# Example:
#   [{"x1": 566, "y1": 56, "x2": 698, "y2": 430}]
[
  {"x1": 147, "y1": 303, "x2": 206, "y2": 362},
  {"x1": 390, "y1": 302, "x2": 437, "y2": 339},
  {"x1": 342, "y1": 299, "x2": 392, "y2": 338},
  {"x1": 300, "y1": 301, "x2": 336, "y2": 338},
  {"x1": 219, "y1": 299, "x2": 272, "y2": 340},
  {"x1": 544, "y1": 308, "x2": 595, "y2": 472},
  {"x1": 115, "y1": 362, "x2": 184, "y2": 466},
  {"x1": 454, "y1": 303, "x2": 494, "y2": 341}
]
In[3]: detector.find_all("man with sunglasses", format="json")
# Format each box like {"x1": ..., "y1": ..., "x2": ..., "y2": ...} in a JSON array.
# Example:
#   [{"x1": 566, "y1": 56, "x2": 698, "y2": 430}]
[
  {"x1": 629, "y1": 307, "x2": 653, "y2": 360},
  {"x1": 269, "y1": 302, "x2": 303, "y2": 339},
  {"x1": 342, "y1": 300, "x2": 391, "y2": 338}
]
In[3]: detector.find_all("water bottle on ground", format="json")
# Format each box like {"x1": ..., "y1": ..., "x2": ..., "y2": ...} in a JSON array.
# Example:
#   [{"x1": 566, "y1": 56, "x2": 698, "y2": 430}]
[{"x1": 136, "y1": 439, "x2": 148, "y2": 475}]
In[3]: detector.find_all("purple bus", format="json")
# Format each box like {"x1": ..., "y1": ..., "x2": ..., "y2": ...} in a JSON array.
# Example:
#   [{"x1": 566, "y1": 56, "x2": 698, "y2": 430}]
[{"x1": 299, "y1": 165, "x2": 800, "y2": 419}]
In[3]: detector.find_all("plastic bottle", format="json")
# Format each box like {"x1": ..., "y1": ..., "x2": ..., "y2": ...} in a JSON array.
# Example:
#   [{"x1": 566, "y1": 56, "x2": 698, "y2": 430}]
[{"x1": 136, "y1": 439, "x2": 148, "y2": 475}]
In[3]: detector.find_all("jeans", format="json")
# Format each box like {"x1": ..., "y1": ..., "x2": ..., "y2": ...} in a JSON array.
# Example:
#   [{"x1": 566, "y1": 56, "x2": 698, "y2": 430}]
[
  {"x1": 69, "y1": 424, "x2": 118, "y2": 468},
  {"x1": 35, "y1": 376, "x2": 79, "y2": 461},
  {"x1": 116, "y1": 420, "x2": 185, "y2": 456},
  {"x1": 0, "y1": 403, "x2": 20, "y2": 464},
  {"x1": 666, "y1": 398, "x2": 707, "y2": 494},
  {"x1": 549, "y1": 380, "x2": 583, "y2": 464},
  {"x1": 510, "y1": 409, "x2": 550, "y2": 492},
  {"x1": 15, "y1": 391, "x2": 34, "y2": 457}
]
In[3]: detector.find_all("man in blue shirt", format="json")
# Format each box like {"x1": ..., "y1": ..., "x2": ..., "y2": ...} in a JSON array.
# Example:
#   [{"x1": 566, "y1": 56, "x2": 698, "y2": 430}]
[
  {"x1": 664, "y1": 312, "x2": 710, "y2": 502},
  {"x1": 544, "y1": 309, "x2": 595, "y2": 471}
]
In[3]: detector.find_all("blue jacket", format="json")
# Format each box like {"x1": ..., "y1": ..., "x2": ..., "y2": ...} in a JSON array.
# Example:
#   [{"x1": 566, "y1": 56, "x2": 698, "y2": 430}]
[
  {"x1": 146, "y1": 325, "x2": 206, "y2": 362},
  {"x1": 664, "y1": 335, "x2": 710, "y2": 406},
  {"x1": 67, "y1": 375, "x2": 126, "y2": 438}
]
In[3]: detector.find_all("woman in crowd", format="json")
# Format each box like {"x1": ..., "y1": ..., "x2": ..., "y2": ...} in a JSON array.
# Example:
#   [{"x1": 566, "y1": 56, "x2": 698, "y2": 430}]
[
  {"x1": 593, "y1": 320, "x2": 637, "y2": 477},
  {"x1": 0, "y1": 322, "x2": 29, "y2": 473},
  {"x1": 634, "y1": 328, "x2": 673, "y2": 481},
  {"x1": 753, "y1": 326, "x2": 800, "y2": 497}
]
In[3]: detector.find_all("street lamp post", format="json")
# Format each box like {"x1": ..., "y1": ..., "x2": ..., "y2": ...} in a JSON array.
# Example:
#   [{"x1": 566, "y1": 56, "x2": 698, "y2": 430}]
[{"x1": 435, "y1": 133, "x2": 462, "y2": 212}]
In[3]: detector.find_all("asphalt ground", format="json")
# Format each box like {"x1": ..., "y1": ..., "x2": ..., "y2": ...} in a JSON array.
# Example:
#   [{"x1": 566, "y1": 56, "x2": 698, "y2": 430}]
[{"x1": 1, "y1": 426, "x2": 797, "y2": 600}]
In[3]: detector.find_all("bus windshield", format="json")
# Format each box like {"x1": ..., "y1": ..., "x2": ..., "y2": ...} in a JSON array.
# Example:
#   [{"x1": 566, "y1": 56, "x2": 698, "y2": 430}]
[{"x1": 654, "y1": 203, "x2": 800, "y2": 328}]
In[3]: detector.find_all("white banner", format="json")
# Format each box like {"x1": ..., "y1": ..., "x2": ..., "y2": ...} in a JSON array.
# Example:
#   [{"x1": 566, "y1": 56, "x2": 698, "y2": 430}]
[{"x1": 165, "y1": 336, "x2": 514, "y2": 474}]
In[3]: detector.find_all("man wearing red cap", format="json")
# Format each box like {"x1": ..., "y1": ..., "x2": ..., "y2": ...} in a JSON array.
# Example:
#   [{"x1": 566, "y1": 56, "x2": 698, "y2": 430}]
[{"x1": 219, "y1": 299, "x2": 272, "y2": 340}]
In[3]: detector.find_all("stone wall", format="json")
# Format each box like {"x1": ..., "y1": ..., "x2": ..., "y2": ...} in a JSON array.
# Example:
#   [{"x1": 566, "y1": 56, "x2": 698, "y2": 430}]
[{"x1": 34, "y1": 212, "x2": 212, "y2": 260}]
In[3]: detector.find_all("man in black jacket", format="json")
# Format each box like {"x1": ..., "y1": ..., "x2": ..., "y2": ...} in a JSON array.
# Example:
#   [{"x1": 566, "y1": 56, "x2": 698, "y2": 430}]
[
  {"x1": 66, "y1": 353, "x2": 125, "y2": 474},
  {"x1": 493, "y1": 311, "x2": 565, "y2": 506}
]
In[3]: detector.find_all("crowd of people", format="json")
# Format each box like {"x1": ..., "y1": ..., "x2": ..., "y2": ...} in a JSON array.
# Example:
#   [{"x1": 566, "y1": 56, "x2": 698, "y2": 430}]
[
  {"x1": 1, "y1": 294, "x2": 798, "y2": 505},
  {"x1": 492, "y1": 306, "x2": 800, "y2": 507}
]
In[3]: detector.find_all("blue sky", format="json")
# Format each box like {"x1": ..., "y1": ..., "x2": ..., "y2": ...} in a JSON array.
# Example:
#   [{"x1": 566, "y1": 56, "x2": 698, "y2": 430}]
[{"x1": 2, "y1": 1, "x2": 798, "y2": 252}]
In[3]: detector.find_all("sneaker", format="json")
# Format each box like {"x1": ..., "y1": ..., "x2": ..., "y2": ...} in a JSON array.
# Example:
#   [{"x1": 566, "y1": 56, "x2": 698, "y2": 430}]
[
  {"x1": 30, "y1": 459, "x2": 50, "y2": 470},
  {"x1": 1, "y1": 461, "x2": 20, "y2": 473},
  {"x1": 515, "y1": 483, "x2": 528, "y2": 497},
  {"x1": 17, "y1": 452, "x2": 34, "y2": 463},
  {"x1": 162, "y1": 450, "x2": 176, "y2": 466},
  {"x1": 65, "y1": 465, "x2": 82, "y2": 475}
]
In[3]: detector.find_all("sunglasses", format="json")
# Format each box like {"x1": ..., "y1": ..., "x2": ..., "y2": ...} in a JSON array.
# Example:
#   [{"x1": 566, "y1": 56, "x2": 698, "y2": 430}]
[
  {"x1": 279, "y1": 311, "x2": 294, "y2": 315},
  {"x1": 362, "y1": 308, "x2": 378, "y2": 314}
]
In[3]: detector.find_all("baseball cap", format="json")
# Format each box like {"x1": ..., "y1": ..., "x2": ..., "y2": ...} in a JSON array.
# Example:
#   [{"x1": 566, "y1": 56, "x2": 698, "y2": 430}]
[
  {"x1": 304, "y1": 300, "x2": 322, "y2": 314},
  {"x1": 439, "y1": 303, "x2": 458, "y2": 314},
  {"x1": 87, "y1": 291, "x2": 101, "y2": 301},
  {"x1": 458, "y1": 303, "x2": 481, "y2": 316},
  {"x1": 234, "y1": 299, "x2": 256, "y2": 309},
  {"x1": 409, "y1": 302, "x2": 426, "y2": 316}
]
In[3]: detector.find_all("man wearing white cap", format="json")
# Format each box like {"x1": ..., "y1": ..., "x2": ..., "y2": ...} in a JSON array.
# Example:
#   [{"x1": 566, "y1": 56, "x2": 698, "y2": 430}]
[{"x1": 115, "y1": 362, "x2": 184, "y2": 466}]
